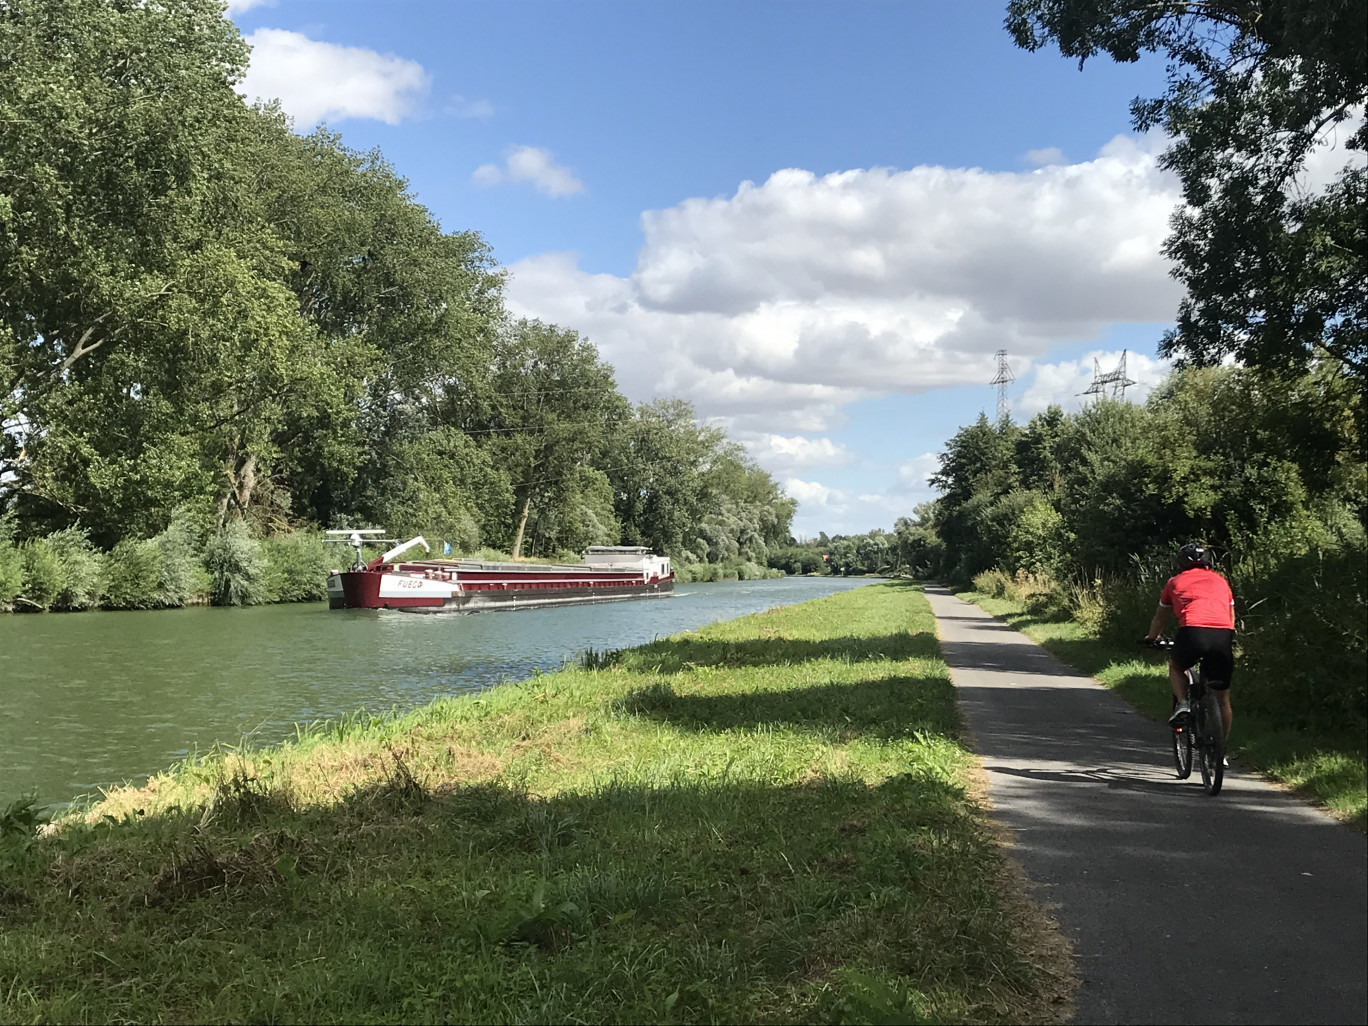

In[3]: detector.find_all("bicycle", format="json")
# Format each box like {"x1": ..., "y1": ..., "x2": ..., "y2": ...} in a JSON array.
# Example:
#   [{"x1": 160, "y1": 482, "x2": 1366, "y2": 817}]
[{"x1": 1141, "y1": 637, "x2": 1225, "y2": 796}]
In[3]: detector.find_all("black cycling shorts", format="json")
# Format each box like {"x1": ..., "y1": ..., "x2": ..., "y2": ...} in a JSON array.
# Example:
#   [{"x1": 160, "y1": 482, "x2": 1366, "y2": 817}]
[{"x1": 1172, "y1": 626, "x2": 1234, "y2": 690}]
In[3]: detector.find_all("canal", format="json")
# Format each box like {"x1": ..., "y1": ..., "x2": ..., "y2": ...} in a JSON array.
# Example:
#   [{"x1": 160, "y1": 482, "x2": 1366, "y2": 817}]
[{"x1": 1, "y1": 576, "x2": 877, "y2": 807}]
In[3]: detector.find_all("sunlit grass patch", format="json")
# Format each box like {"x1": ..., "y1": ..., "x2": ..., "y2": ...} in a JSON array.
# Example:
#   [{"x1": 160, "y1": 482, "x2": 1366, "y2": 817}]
[{"x1": 1, "y1": 582, "x2": 1072, "y2": 1023}]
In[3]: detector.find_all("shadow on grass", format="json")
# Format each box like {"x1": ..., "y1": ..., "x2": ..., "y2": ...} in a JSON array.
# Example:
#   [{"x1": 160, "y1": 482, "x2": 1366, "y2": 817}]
[
  {"x1": 613, "y1": 675, "x2": 957, "y2": 741},
  {"x1": 588, "y1": 630, "x2": 941, "y2": 674},
  {"x1": 2, "y1": 767, "x2": 1054, "y2": 1025}
]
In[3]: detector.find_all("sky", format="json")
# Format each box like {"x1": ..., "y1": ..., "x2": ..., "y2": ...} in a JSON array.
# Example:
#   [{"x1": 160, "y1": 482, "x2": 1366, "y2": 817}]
[{"x1": 227, "y1": 0, "x2": 1185, "y2": 538}]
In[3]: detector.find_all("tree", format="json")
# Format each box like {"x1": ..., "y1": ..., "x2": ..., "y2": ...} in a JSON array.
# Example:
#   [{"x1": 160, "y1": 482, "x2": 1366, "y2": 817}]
[
  {"x1": 0, "y1": 0, "x2": 289, "y2": 537},
  {"x1": 611, "y1": 399, "x2": 723, "y2": 560},
  {"x1": 0, "y1": 2, "x2": 388, "y2": 543},
  {"x1": 475, "y1": 320, "x2": 626, "y2": 558},
  {"x1": 1007, "y1": 1, "x2": 1367, "y2": 382},
  {"x1": 929, "y1": 414, "x2": 1021, "y2": 579},
  {"x1": 255, "y1": 127, "x2": 505, "y2": 529}
]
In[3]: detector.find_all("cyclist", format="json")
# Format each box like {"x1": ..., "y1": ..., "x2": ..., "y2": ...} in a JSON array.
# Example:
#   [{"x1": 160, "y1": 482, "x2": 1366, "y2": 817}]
[{"x1": 1145, "y1": 543, "x2": 1235, "y2": 738}]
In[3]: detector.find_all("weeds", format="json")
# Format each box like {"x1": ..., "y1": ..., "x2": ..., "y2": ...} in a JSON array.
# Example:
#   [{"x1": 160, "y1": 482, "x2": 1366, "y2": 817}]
[
  {"x1": 0, "y1": 795, "x2": 49, "y2": 840},
  {"x1": 2, "y1": 584, "x2": 1071, "y2": 1023}
]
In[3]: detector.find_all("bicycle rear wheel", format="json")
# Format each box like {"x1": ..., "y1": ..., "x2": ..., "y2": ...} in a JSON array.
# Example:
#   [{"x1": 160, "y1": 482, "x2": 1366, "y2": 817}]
[
  {"x1": 1197, "y1": 692, "x2": 1225, "y2": 796},
  {"x1": 1171, "y1": 700, "x2": 1192, "y2": 777}
]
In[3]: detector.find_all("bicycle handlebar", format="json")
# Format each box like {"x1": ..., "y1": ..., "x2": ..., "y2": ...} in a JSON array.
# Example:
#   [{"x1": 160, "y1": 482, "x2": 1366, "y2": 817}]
[{"x1": 1140, "y1": 636, "x2": 1175, "y2": 650}]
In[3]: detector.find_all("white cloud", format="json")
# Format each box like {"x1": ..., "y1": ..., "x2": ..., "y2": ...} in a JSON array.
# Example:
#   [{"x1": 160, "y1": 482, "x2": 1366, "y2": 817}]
[
  {"x1": 898, "y1": 452, "x2": 940, "y2": 489},
  {"x1": 1295, "y1": 107, "x2": 1366, "y2": 195},
  {"x1": 1015, "y1": 349, "x2": 1172, "y2": 417},
  {"x1": 239, "y1": 29, "x2": 429, "y2": 126},
  {"x1": 506, "y1": 134, "x2": 1183, "y2": 431},
  {"x1": 745, "y1": 434, "x2": 852, "y2": 471},
  {"x1": 473, "y1": 146, "x2": 584, "y2": 197},
  {"x1": 785, "y1": 478, "x2": 849, "y2": 511},
  {"x1": 1025, "y1": 146, "x2": 1065, "y2": 167},
  {"x1": 447, "y1": 94, "x2": 495, "y2": 119},
  {"x1": 226, "y1": 0, "x2": 273, "y2": 13},
  {"x1": 787, "y1": 457, "x2": 940, "y2": 537}
]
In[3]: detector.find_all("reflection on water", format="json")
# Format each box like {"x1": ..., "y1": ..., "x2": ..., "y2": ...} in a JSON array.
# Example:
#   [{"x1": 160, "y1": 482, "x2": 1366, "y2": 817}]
[{"x1": 0, "y1": 576, "x2": 877, "y2": 806}]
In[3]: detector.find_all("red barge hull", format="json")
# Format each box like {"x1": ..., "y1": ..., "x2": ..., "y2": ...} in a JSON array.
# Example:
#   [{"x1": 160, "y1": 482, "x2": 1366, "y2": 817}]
[{"x1": 326, "y1": 546, "x2": 674, "y2": 614}]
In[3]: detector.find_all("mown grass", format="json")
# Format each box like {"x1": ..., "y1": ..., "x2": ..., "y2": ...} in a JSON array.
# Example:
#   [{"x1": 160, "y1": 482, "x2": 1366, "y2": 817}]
[
  {"x1": 958, "y1": 589, "x2": 1368, "y2": 832},
  {"x1": 0, "y1": 582, "x2": 1072, "y2": 1024}
]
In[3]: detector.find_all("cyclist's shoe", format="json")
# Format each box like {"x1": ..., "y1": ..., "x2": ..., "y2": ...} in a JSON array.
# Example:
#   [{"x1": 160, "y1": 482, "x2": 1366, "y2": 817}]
[
  {"x1": 1223, "y1": 756, "x2": 1230, "y2": 768},
  {"x1": 1168, "y1": 701, "x2": 1191, "y2": 725}
]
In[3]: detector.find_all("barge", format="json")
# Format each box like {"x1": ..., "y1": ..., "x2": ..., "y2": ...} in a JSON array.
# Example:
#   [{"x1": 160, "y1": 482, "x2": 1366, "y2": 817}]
[{"x1": 324, "y1": 532, "x2": 674, "y2": 613}]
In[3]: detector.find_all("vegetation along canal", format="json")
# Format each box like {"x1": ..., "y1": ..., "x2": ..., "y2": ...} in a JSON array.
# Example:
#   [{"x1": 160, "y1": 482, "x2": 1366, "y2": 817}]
[{"x1": 2, "y1": 576, "x2": 874, "y2": 808}]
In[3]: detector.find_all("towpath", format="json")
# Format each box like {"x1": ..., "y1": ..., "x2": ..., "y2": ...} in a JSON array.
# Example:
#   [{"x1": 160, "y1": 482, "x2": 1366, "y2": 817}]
[{"x1": 923, "y1": 586, "x2": 1368, "y2": 1026}]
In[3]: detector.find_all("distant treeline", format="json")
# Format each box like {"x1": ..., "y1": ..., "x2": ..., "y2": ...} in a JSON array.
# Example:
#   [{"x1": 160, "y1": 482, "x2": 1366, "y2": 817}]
[
  {"x1": 885, "y1": 365, "x2": 1366, "y2": 731},
  {"x1": 0, "y1": 0, "x2": 795, "y2": 610}
]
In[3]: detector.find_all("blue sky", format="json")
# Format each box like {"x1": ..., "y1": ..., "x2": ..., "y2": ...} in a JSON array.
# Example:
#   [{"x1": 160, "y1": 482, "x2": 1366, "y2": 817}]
[{"x1": 229, "y1": 0, "x2": 1182, "y2": 537}]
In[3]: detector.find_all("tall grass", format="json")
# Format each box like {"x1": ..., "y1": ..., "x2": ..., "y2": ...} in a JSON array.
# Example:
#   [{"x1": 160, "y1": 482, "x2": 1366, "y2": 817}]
[{"x1": 0, "y1": 583, "x2": 1073, "y2": 1024}]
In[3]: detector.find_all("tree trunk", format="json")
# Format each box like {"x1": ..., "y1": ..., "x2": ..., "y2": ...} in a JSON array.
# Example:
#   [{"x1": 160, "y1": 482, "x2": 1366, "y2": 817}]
[
  {"x1": 510, "y1": 492, "x2": 532, "y2": 559},
  {"x1": 235, "y1": 453, "x2": 258, "y2": 513},
  {"x1": 215, "y1": 450, "x2": 258, "y2": 531}
]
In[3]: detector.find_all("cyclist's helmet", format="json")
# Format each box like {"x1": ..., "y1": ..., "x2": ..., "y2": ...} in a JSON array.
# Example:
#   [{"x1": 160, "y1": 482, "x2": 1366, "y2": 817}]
[{"x1": 1178, "y1": 543, "x2": 1213, "y2": 569}]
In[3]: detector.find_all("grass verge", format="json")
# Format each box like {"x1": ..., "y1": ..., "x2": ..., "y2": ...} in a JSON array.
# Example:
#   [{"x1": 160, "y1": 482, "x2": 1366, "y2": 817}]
[
  {"x1": 0, "y1": 582, "x2": 1072, "y2": 1024},
  {"x1": 957, "y1": 589, "x2": 1367, "y2": 832}
]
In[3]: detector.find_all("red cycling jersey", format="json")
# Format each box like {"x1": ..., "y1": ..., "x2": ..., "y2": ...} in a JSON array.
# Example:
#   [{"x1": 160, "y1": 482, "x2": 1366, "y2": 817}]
[{"x1": 1159, "y1": 567, "x2": 1235, "y2": 629}]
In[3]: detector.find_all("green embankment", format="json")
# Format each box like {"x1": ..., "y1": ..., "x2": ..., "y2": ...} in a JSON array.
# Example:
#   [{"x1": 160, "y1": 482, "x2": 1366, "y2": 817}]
[
  {"x1": 0, "y1": 583, "x2": 1071, "y2": 1024},
  {"x1": 957, "y1": 589, "x2": 1367, "y2": 831}
]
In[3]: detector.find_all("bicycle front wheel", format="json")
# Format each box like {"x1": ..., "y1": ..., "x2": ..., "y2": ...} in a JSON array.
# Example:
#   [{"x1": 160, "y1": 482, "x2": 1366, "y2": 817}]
[{"x1": 1197, "y1": 692, "x2": 1225, "y2": 796}]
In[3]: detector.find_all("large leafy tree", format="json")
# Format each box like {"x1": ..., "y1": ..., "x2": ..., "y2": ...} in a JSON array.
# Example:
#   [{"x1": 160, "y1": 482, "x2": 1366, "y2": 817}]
[
  {"x1": 0, "y1": 0, "x2": 336, "y2": 540},
  {"x1": 1006, "y1": 1, "x2": 1367, "y2": 381},
  {"x1": 257, "y1": 129, "x2": 505, "y2": 527},
  {"x1": 471, "y1": 319, "x2": 626, "y2": 558},
  {"x1": 611, "y1": 399, "x2": 722, "y2": 559}
]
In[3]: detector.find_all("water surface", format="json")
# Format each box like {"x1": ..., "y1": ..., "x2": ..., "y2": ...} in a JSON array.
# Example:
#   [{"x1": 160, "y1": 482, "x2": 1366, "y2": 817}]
[{"x1": 1, "y1": 576, "x2": 876, "y2": 806}]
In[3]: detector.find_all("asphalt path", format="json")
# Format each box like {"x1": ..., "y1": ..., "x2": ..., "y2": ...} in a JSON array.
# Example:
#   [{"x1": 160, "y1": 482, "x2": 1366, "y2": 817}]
[{"x1": 923, "y1": 586, "x2": 1368, "y2": 1026}]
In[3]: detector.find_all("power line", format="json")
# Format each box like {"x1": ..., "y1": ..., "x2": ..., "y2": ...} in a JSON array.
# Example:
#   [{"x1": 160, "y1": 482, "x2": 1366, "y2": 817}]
[
  {"x1": 989, "y1": 350, "x2": 1015, "y2": 422},
  {"x1": 1080, "y1": 350, "x2": 1136, "y2": 402}
]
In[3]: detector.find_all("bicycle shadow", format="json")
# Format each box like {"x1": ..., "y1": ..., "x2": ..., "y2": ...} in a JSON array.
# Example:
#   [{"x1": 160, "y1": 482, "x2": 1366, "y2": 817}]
[{"x1": 983, "y1": 763, "x2": 1194, "y2": 798}]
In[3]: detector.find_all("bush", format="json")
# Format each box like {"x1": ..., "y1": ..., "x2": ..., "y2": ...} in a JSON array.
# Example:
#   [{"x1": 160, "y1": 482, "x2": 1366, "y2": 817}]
[
  {"x1": 154, "y1": 515, "x2": 207, "y2": 606},
  {"x1": 675, "y1": 561, "x2": 724, "y2": 583},
  {"x1": 102, "y1": 538, "x2": 164, "y2": 610},
  {"x1": 18, "y1": 539, "x2": 62, "y2": 610},
  {"x1": 1026, "y1": 584, "x2": 1074, "y2": 622},
  {"x1": 0, "y1": 518, "x2": 23, "y2": 605},
  {"x1": 261, "y1": 532, "x2": 330, "y2": 602},
  {"x1": 1085, "y1": 575, "x2": 1159, "y2": 642},
  {"x1": 972, "y1": 569, "x2": 1012, "y2": 598},
  {"x1": 203, "y1": 521, "x2": 267, "y2": 606},
  {"x1": 1007, "y1": 495, "x2": 1073, "y2": 577},
  {"x1": 48, "y1": 528, "x2": 105, "y2": 610},
  {"x1": 1234, "y1": 540, "x2": 1367, "y2": 730}
]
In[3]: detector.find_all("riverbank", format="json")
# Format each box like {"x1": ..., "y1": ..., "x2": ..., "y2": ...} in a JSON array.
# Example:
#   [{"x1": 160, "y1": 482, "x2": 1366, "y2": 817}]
[
  {"x1": 0, "y1": 582, "x2": 1071, "y2": 1023},
  {"x1": 956, "y1": 587, "x2": 1367, "y2": 831},
  {"x1": 0, "y1": 521, "x2": 789, "y2": 614}
]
